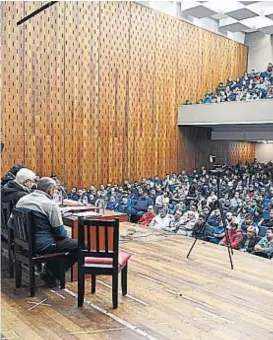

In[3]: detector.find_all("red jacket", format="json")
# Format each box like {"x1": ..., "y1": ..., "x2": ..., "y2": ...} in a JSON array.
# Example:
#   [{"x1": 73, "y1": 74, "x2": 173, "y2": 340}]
[
  {"x1": 221, "y1": 229, "x2": 243, "y2": 249},
  {"x1": 139, "y1": 212, "x2": 156, "y2": 226}
]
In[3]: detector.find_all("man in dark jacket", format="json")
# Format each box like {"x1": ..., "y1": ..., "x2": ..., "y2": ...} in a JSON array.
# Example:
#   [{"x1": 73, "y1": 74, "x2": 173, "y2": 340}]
[
  {"x1": 239, "y1": 226, "x2": 261, "y2": 253},
  {"x1": 1, "y1": 164, "x2": 26, "y2": 186},
  {"x1": 192, "y1": 214, "x2": 212, "y2": 240},
  {"x1": 1, "y1": 168, "x2": 36, "y2": 210}
]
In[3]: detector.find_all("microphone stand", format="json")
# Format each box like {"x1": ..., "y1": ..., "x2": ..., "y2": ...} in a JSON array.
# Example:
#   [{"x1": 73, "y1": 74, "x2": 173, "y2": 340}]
[{"x1": 187, "y1": 170, "x2": 234, "y2": 270}]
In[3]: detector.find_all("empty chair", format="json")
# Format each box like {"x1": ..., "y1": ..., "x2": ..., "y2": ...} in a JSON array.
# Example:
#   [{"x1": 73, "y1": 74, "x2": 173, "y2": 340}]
[
  {"x1": 1, "y1": 202, "x2": 13, "y2": 277},
  {"x1": 13, "y1": 207, "x2": 68, "y2": 296},
  {"x1": 77, "y1": 218, "x2": 131, "y2": 309}
]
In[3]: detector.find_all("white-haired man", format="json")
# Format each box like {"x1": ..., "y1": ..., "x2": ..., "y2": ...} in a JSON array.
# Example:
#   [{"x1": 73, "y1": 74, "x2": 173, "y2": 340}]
[
  {"x1": 16, "y1": 177, "x2": 78, "y2": 287},
  {"x1": 1, "y1": 168, "x2": 36, "y2": 210}
]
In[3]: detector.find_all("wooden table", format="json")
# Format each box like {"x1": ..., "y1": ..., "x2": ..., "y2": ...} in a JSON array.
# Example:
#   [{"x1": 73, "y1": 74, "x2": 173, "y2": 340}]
[{"x1": 63, "y1": 208, "x2": 128, "y2": 281}]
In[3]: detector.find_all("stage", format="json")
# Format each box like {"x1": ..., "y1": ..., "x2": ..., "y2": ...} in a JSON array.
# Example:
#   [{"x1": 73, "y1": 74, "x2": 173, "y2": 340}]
[{"x1": 1, "y1": 222, "x2": 273, "y2": 340}]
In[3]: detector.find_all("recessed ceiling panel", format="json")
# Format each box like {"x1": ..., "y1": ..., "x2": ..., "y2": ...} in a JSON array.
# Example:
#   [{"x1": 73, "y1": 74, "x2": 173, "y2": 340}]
[
  {"x1": 225, "y1": 8, "x2": 258, "y2": 20},
  {"x1": 220, "y1": 22, "x2": 250, "y2": 32},
  {"x1": 181, "y1": 5, "x2": 218, "y2": 18}
]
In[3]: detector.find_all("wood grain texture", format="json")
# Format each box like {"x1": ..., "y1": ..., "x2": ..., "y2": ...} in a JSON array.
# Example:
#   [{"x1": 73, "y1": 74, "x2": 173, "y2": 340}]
[
  {"x1": 1, "y1": 2, "x2": 248, "y2": 188},
  {"x1": 1, "y1": 222, "x2": 272, "y2": 340}
]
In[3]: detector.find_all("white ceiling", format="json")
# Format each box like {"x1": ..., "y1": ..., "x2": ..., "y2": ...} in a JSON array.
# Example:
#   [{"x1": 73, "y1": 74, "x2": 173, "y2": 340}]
[{"x1": 181, "y1": 1, "x2": 273, "y2": 34}]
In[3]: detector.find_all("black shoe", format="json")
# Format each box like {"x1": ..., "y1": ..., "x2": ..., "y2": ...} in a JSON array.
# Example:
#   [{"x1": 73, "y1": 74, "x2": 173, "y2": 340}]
[{"x1": 40, "y1": 270, "x2": 58, "y2": 288}]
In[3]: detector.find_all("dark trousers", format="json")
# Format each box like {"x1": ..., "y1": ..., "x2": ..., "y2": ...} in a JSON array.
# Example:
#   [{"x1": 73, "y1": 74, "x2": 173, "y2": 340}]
[{"x1": 39, "y1": 238, "x2": 78, "y2": 278}]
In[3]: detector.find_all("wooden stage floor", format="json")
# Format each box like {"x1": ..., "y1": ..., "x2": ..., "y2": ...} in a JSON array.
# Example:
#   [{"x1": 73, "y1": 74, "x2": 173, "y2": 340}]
[{"x1": 1, "y1": 222, "x2": 273, "y2": 340}]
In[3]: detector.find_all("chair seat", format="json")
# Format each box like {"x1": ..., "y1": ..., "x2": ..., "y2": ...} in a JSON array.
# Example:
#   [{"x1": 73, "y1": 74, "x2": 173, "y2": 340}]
[{"x1": 85, "y1": 251, "x2": 131, "y2": 266}]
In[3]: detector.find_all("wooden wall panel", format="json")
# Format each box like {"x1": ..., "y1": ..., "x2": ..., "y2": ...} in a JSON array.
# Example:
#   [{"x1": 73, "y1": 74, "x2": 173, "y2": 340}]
[
  {"x1": 2, "y1": 2, "x2": 249, "y2": 188},
  {"x1": 178, "y1": 127, "x2": 255, "y2": 172}
]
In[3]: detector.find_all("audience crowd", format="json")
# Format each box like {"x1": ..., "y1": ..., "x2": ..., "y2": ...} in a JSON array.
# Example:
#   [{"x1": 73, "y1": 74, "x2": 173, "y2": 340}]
[
  {"x1": 185, "y1": 62, "x2": 273, "y2": 105},
  {"x1": 60, "y1": 160, "x2": 273, "y2": 259},
  {"x1": 1, "y1": 159, "x2": 273, "y2": 286}
]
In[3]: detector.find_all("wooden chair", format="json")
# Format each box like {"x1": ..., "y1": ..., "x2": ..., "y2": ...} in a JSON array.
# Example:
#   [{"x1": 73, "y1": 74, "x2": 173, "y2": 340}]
[
  {"x1": 1, "y1": 201, "x2": 14, "y2": 278},
  {"x1": 13, "y1": 207, "x2": 68, "y2": 297},
  {"x1": 78, "y1": 218, "x2": 131, "y2": 309}
]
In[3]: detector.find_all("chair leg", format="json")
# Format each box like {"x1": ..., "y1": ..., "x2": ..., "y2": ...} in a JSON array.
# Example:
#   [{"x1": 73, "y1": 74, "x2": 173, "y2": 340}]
[
  {"x1": 112, "y1": 274, "x2": 118, "y2": 309},
  {"x1": 78, "y1": 273, "x2": 85, "y2": 307},
  {"x1": 8, "y1": 245, "x2": 14, "y2": 278},
  {"x1": 121, "y1": 264, "x2": 128, "y2": 296},
  {"x1": 91, "y1": 275, "x2": 96, "y2": 294},
  {"x1": 29, "y1": 262, "x2": 35, "y2": 297},
  {"x1": 15, "y1": 260, "x2": 22, "y2": 288},
  {"x1": 59, "y1": 262, "x2": 66, "y2": 289}
]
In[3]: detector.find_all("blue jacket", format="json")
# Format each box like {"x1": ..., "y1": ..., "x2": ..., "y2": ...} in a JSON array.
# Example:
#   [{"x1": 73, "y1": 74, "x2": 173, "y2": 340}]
[
  {"x1": 106, "y1": 201, "x2": 117, "y2": 211},
  {"x1": 207, "y1": 216, "x2": 222, "y2": 227},
  {"x1": 132, "y1": 197, "x2": 153, "y2": 212},
  {"x1": 114, "y1": 204, "x2": 129, "y2": 214}
]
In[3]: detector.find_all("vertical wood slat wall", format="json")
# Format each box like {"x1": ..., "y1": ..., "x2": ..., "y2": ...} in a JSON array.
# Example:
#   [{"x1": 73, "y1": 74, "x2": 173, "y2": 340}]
[{"x1": 1, "y1": 2, "x2": 249, "y2": 188}]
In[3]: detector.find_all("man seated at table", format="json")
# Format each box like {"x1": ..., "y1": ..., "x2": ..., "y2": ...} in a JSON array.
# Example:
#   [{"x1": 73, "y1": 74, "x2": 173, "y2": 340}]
[
  {"x1": 16, "y1": 177, "x2": 78, "y2": 287},
  {"x1": 1, "y1": 168, "x2": 36, "y2": 210},
  {"x1": 253, "y1": 227, "x2": 273, "y2": 259},
  {"x1": 138, "y1": 205, "x2": 156, "y2": 226},
  {"x1": 239, "y1": 226, "x2": 261, "y2": 253}
]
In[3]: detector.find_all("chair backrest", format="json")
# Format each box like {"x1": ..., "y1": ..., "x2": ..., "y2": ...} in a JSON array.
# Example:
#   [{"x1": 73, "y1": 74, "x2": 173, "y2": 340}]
[
  {"x1": 1, "y1": 201, "x2": 11, "y2": 231},
  {"x1": 12, "y1": 207, "x2": 35, "y2": 256},
  {"x1": 78, "y1": 218, "x2": 119, "y2": 267}
]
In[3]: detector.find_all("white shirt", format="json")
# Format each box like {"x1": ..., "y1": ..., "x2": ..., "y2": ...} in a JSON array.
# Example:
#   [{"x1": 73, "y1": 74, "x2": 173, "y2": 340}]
[{"x1": 150, "y1": 214, "x2": 173, "y2": 230}]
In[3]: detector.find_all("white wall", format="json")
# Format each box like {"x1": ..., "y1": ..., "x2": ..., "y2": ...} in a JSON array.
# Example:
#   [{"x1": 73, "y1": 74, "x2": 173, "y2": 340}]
[
  {"x1": 245, "y1": 32, "x2": 273, "y2": 72},
  {"x1": 255, "y1": 143, "x2": 273, "y2": 163}
]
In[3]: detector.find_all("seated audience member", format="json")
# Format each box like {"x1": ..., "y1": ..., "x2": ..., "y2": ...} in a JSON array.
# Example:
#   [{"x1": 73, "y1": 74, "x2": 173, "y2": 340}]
[
  {"x1": 16, "y1": 177, "x2": 78, "y2": 287},
  {"x1": 192, "y1": 214, "x2": 211, "y2": 240},
  {"x1": 149, "y1": 207, "x2": 173, "y2": 230},
  {"x1": 105, "y1": 196, "x2": 117, "y2": 210},
  {"x1": 219, "y1": 219, "x2": 243, "y2": 250},
  {"x1": 55, "y1": 179, "x2": 68, "y2": 200},
  {"x1": 139, "y1": 205, "x2": 156, "y2": 226},
  {"x1": 155, "y1": 191, "x2": 170, "y2": 213},
  {"x1": 114, "y1": 197, "x2": 130, "y2": 214},
  {"x1": 1, "y1": 164, "x2": 26, "y2": 186},
  {"x1": 1, "y1": 168, "x2": 36, "y2": 210},
  {"x1": 68, "y1": 187, "x2": 79, "y2": 201},
  {"x1": 207, "y1": 209, "x2": 222, "y2": 227},
  {"x1": 241, "y1": 214, "x2": 255, "y2": 234},
  {"x1": 206, "y1": 223, "x2": 225, "y2": 245},
  {"x1": 176, "y1": 211, "x2": 196, "y2": 237},
  {"x1": 163, "y1": 209, "x2": 184, "y2": 233},
  {"x1": 225, "y1": 212, "x2": 234, "y2": 227},
  {"x1": 239, "y1": 226, "x2": 261, "y2": 253},
  {"x1": 253, "y1": 227, "x2": 273, "y2": 259},
  {"x1": 88, "y1": 193, "x2": 96, "y2": 205},
  {"x1": 263, "y1": 209, "x2": 273, "y2": 228},
  {"x1": 95, "y1": 194, "x2": 107, "y2": 210},
  {"x1": 131, "y1": 192, "x2": 153, "y2": 221}
]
